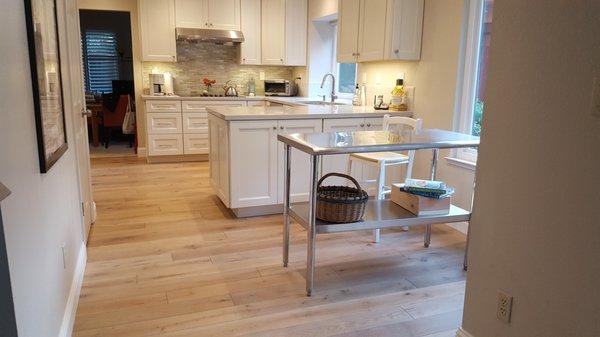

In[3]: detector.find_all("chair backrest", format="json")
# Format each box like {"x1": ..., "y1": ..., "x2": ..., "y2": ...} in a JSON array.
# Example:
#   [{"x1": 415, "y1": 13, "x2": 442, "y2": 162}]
[
  {"x1": 382, "y1": 115, "x2": 423, "y2": 180},
  {"x1": 382, "y1": 115, "x2": 423, "y2": 132},
  {"x1": 102, "y1": 95, "x2": 130, "y2": 127}
]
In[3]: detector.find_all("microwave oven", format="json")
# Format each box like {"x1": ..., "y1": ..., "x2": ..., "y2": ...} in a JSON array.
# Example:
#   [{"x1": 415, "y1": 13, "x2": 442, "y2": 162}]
[{"x1": 264, "y1": 79, "x2": 297, "y2": 96}]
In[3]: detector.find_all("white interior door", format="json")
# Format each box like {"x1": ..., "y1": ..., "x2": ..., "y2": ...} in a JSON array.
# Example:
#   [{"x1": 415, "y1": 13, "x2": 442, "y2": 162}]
[{"x1": 63, "y1": 0, "x2": 94, "y2": 241}]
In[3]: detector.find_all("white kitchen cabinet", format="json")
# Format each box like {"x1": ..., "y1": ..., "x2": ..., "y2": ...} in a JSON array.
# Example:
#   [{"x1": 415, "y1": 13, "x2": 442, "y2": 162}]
[
  {"x1": 240, "y1": 0, "x2": 261, "y2": 65},
  {"x1": 209, "y1": 116, "x2": 230, "y2": 205},
  {"x1": 145, "y1": 100, "x2": 182, "y2": 113},
  {"x1": 175, "y1": 0, "x2": 240, "y2": 30},
  {"x1": 175, "y1": 0, "x2": 208, "y2": 29},
  {"x1": 357, "y1": 0, "x2": 388, "y2": 62},
  {"x1": 139, "y1": 0, "x2": 177, "y2": 62},
  {"x1": 148, "y1": 134, "x2": 184, "y2": 156},
  {"x1": 284, "y1": 0, "x2": 308, "y2": 66},
  {"x1": 229, "y1": 120, "x2": 279, "y2": 208},
  {"x1": 183, "y1": 133, "x2": 209, "y2": 154},
  {"x1": 147, "y1": 113, "x2": 183, "y2": 134},
  {"x1": 337, "y1": 0, "x2": 360, "y2": 63},
  {"x1": 182, "y1": 112, "x2": 208, "y2": 133},
  {"x1": 384, "y1": 0, "x2": 424, "y2": 60},
  {"x1": 277, "y1": 119, "x2": 322, "y2": 203},
  {"x1": 261, "y1": 0, "x2": 286, "y2": 65},
  {"x1": 247, "y1": 100, "x2": 266, "y2": 107}
]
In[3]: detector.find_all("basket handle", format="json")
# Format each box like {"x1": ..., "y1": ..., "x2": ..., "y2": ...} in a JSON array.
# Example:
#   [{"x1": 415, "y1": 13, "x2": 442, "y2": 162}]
[{"x1": 317, "y1": 173, "x2": 363, "y2": 190}]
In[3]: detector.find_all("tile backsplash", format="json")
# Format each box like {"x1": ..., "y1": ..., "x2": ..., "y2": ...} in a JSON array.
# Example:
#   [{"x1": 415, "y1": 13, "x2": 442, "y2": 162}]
[{"x1": 143, "y1": 42, "x2": 297, "y2": 96}]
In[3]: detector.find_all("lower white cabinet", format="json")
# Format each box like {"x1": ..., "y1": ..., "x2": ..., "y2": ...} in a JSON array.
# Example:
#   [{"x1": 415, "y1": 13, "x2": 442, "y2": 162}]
[
  {"x1": 147, "y1": 113, "x2": 183, "y2": 134},
  {"x1": 276, "y1": 119, "x2": 322, "y2": 203},
  {"x1": 183, "y1": 134, "x2": 209, "y2": 154},
  {"x1": 209, "y1": 116, "x2": 230, "y2": 205},
  {"x1": 183, "y1": 112, "x2": 208, "y2": 134},
  {"x1": 148, "y1": 134, "x2": 184, "y2": 155},
  {"x1": 229, "y1": 120, "x2": 279, "y2": 208}
]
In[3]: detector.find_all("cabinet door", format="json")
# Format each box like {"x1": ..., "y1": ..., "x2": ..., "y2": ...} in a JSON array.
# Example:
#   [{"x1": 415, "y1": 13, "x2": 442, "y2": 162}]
[
  {"x1": 209, "y1": 117, "x2": 230, "y2": 205},
  {"x1": 261, "y1": 0, "x2": 286, "y2": 65},
  {"x1": 230, "y1": 121, "x2": 279, "y2": 208},
  {"x1": 139, "y1": 0, "x2": 177, "y2": 62},
  {"x1": 148, "y1": 134, "x2": 183, "y2": 156},
  {"x1": 277, "y1": 119, "x2": 322, "y2": 203},
  {"x1": 385, "y1": 0, "x2": 424, "y2": 60},
  {"x1": 322, "y1": 118, "x2": 365, "y2": 185},
  {"x1": 183, "y1": 134, "x2": 209, "y2": 154},
  {"x1": 208, "y1": 0, "x2": 240, "y2": 30},
  {"x1": 337, "y1": 0, "x2": 360, "y2": 63},
  {"x1": 175, "y1": 0, "x2": 209, "y2": 29},
  {"x1": 147, "y1": 112, "x2": 183, "y2": 134},
  {"x1": 284, "y1": 0, "x2": 307, "y2": 66},
  {"x1": 357, "y1": 0, "x2": 387, "y2": 62},
  {"x1": 182, "y1": 112, "x2": 208, "y2": 134},
  {"x1": 240, "y1": 0, "x2": 261, "y2": 65}
]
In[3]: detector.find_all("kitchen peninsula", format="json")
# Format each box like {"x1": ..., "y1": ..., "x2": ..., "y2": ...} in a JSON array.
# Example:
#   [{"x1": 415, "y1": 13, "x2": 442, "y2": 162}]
[{"x1": 206, "y1": 104, "x2": 412, "y2": 217}]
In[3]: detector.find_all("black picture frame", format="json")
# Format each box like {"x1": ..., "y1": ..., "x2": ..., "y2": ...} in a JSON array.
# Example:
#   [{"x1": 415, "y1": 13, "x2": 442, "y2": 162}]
[{"x1": 23, "y1": 0, "x2": 68, "y2": 173}]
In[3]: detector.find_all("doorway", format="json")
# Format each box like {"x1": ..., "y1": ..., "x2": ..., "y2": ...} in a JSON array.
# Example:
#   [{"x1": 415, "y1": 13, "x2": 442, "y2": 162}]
[{"x1": 79, "y1": 10, "x2": 137, "y2": 158}]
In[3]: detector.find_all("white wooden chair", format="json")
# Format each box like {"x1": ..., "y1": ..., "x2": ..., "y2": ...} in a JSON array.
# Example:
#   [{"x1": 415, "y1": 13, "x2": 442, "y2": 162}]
[{"x1": 347, "y1": 115, "x2": 423, "y2": 243}]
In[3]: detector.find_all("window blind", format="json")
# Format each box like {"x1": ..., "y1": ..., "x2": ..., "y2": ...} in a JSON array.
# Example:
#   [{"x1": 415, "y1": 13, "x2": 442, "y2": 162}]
[{"x1": 82, "y1": 30, "x2": 119, "y2": 93}]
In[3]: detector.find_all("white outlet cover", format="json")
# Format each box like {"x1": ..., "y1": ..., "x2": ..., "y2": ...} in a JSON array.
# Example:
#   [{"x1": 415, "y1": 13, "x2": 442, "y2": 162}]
[
  {"x1": 259, "y1": 71, "x2": 265, "y2": 81},
  {"x1": 592, "y1": 76, "x2": 600, "y2": 118}
]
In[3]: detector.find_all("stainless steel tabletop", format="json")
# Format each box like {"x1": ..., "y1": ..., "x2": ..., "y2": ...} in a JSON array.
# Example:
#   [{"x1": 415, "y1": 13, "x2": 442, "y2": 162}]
[{"x1": 277, "y1": 129, "x2": 480, "y2": 155}]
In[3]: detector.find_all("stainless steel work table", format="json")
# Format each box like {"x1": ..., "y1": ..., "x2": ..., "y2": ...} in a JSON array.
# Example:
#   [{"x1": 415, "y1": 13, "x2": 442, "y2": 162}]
[{"x1": 278, "y1": 129, "x2": 480, "y2": 296}]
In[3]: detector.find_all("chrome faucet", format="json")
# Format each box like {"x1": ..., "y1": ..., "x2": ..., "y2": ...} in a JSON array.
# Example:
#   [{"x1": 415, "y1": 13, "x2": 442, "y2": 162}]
[{"x1": 320, "y1": 73, "x2": 338, "y2": 103}]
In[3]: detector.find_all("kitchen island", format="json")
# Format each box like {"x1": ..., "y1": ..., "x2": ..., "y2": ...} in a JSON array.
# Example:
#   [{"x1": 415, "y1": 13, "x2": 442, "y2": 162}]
[{"x1": 206, "y1": 104, "x2": 412, "y2": 217}]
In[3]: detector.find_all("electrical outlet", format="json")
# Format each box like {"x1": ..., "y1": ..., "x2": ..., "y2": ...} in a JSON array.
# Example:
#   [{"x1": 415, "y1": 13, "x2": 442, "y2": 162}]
[
  {"x1": 592, "y1": 76, "x2": 600, "y2": 118},
  {"x1": 259, "y1": 71, "x2": 265, "y2": 81},
  {"x1": 497, "y1": 291, "x2": 513, "y2": 323}
]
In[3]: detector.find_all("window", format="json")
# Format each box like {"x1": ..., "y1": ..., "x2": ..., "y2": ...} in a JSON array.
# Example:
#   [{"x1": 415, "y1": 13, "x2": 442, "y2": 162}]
[
  {"x1": 332, "y1": 22, "x2": 357, "y2": 99},
  {"x1": 82, "y1": 30, "x2": 119, "y2": 93},
  {"x1": 455, "y1": 0, "x2": 494, "y2": 163}
]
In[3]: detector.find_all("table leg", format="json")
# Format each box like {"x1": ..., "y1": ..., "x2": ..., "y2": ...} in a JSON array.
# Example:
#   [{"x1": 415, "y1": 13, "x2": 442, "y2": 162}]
[
  {"x1": 306, "y1": 154, "x2": 320, "y2": 296},
  {"x1": 283, "y1": 144, "x2": 291, "y2": 267},
  {"x1": 424, "y1": 148, "x2": 439, "y2": 248}
]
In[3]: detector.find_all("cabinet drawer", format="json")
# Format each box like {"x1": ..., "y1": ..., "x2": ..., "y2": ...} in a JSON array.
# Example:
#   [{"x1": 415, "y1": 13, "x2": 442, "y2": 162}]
[
  {"x1": 182, "y1": 113, "x2": 208, "y2": 134},
  {"x1": 148, "y1": 134, "x2": 183, "y2": 156},
  {"x1": 145, "y1": 100, "x2": 182, "y2": 113},
  {"x1": 183, "y1": 134, "x2": 209, "y2": 154},
  {"x1": 147, "y1": 113, "x2": 182, "y2": 134},
  {"x1": 182, "y1": 100, "x2": 247, "y2": 112},
  {"x1": 247, "y1": 100, "x2": 266, "y2": 106}
]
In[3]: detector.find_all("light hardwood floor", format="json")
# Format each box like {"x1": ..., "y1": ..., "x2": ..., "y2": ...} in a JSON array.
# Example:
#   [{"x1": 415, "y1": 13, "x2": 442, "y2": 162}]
[{"x1": 73, "y1": 157, "x2": 467, "y2": 337}]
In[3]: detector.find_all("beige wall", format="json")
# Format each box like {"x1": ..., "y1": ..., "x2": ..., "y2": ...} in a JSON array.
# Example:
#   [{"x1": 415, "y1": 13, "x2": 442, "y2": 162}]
[
  {"x1": 1, "y1": 0, "x2": 87, "y2": 335},
  {"x1": 461, "y1": 1, "x2": 600, "y2": 336},
  {"x1": 357, "y1": 0, "x2": 474, "y2": 233},
  {"x1": 78, "y1": 0, "x2": 146, "y2": 150}
]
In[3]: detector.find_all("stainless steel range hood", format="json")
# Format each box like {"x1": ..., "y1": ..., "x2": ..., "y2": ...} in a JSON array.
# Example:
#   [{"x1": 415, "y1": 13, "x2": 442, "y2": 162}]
[{"x1": 176, "y1": 28, "x2": 244, "y2": 44}]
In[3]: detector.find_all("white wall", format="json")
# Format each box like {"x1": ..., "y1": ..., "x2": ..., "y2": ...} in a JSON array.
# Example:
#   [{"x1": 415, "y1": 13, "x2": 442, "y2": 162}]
[
  {"x1": 461, "y1": 1, "x2": 600, "y2": 336},
  {"x1": 0, "y1": 0, "x2": 86, "y2": 336}
]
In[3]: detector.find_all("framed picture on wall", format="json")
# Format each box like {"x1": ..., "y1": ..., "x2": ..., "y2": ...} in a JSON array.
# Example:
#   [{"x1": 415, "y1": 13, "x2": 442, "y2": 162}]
[{"x1": 23, "y1": 0, "x2": 68, "y2": 173}]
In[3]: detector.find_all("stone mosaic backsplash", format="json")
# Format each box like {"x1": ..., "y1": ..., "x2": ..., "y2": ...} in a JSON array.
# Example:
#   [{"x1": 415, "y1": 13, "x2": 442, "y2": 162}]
[{"x1": 142, "y1": 41, "x2": 297, "y2": 96}]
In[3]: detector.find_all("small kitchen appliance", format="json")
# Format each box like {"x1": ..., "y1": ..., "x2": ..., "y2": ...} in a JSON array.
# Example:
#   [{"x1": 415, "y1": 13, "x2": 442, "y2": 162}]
[
  {"x1": 149, "y1": 73, "x2": 174, "y2": 96},
  {"x1": 264, "y1": 79, "x2": 297, "y2": 96}
]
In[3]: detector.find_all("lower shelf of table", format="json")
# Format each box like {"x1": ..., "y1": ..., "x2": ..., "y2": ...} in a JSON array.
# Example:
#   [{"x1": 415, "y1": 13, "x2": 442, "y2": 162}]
[{"x1": 288, "y1": 199, "x2": 470, "y2": 234}]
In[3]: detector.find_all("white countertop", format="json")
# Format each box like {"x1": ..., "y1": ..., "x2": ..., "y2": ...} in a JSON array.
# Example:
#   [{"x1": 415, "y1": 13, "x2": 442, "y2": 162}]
[
  {"x1": 141, "y1": 94, "x2": 307, "y2": 104},
  {"x1": 206, "y1": 105, "x2": 413, "y2": 121}
]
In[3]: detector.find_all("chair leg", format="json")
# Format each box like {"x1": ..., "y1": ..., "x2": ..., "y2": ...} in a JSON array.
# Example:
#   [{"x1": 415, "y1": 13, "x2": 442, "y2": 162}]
[
  {"x1": 373, "y1": 163, "x2": 385, "y2": 243},
  {"x1": 104, "y1": 127, "x2": 110, "y2": 149}
]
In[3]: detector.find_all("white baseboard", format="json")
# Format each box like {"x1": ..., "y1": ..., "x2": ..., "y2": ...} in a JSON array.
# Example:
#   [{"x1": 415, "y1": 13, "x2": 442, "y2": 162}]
[
  {"x1": 137, "y1": 147, "x2": 147, "y2": 157},
  {"x1": 58, "y1": 244, "x2": 87, "y2": 337},
  {"x1": 456, "y1": 327, "x2": 475, "y2": 337}
]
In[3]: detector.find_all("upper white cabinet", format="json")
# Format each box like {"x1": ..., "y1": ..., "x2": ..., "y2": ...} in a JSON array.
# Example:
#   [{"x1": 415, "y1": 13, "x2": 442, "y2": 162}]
[
  {"x1": 261, "y1": 0, "x2": 286, "y2": 65},
  {"x1": 261, "y1": 0, "x2": 307, "y2": 66},
  {"x1": 240, "y1": 0, "x2": 261, "y2": 65},
  {"x1": 336, "y1": 0, "x2": 360, "y2": 63},
  {"x1": 284, "y1": 0, "x2": 308, "y2": 66},
  {"x1": 384, "y1": 0, "x2": 424, "y2": 60},
  {"x1": 337, "y1": 0, "x2": 423, "y2": 63},
  {"x1": 174, "y1": 0, "x2": 240, "y2": 30},
  {"x1": 139, "y1": 0, "x2": 177, "y2": 62}
]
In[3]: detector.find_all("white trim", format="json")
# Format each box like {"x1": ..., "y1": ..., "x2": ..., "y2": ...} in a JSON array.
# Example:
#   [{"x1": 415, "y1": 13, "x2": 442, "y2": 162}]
[
  {"x1": 456, "y1": 327, "x2": 476, "y2": 337},
  {"x1": 137, "y1": 147, "x2": 148, "y2": 157},
  {"x1": 58, "y1": 244, "x2": 87, "y2": 337}
]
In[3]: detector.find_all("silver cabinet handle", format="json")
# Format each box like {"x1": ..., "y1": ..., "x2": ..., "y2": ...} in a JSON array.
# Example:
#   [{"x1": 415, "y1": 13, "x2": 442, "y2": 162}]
[
  {"x1": 360, "y1": 123, "x2": 365, "y2": 127},
  {"x1": 366, "y1": 123, "x2": 371, "y2": 127},
  {"x1": 273, "y1": 126, "x2": 277, "y2": 130},
  {"x1": 280, "y1": 126, "x2": 284, "y2": 130},
  {"x1": 394, "y1": 49, "x2": 399, "y2": 54}
]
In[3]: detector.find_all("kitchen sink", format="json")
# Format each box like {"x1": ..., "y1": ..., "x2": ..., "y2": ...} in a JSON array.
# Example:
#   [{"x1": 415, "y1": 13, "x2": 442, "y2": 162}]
[{"x1": 298, "y1": 100, "x2": 349, "y2": 106}]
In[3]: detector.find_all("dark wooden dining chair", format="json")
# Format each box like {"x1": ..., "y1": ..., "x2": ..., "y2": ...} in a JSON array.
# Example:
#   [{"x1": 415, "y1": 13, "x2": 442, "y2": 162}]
[{"x1": 101, "y1": 94, "x2": 134, "y2": 149}]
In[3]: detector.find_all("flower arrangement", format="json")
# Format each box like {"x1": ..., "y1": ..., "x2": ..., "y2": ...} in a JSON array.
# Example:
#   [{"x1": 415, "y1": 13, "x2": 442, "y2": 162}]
[{"x1": 202, "y1": 78, "x2": 217, "y2": 95}]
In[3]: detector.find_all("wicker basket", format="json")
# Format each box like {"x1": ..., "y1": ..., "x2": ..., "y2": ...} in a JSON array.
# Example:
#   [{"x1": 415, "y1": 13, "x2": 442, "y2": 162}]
[{"x1": 316, "y1": 173, "x2": 369, "y2": 223}]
